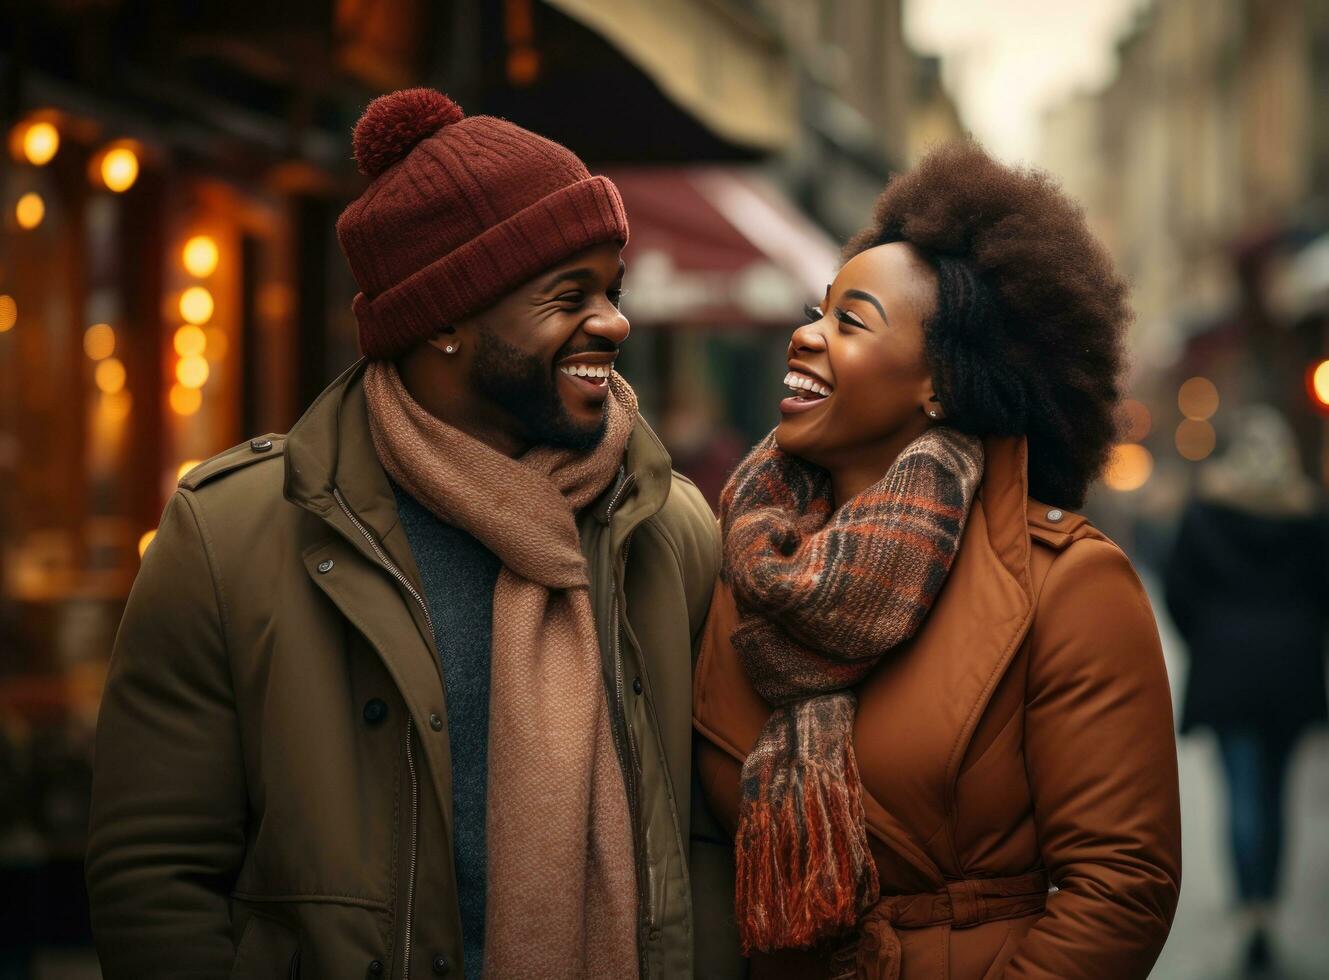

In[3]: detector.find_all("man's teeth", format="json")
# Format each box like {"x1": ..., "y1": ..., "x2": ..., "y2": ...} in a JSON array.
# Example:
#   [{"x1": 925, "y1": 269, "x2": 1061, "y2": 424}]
[
  {"x1": 559, "y1": 364, "x2": 612, "y2": 380},
  {"x1": 782, "y1": 371, "x2": 832, "y2": 398}
]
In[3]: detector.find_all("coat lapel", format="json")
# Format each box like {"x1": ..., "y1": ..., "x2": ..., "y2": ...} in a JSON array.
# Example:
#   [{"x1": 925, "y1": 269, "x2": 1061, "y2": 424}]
[{"x1": 285, "y1": 360, "x2": 454, "y2": 831}]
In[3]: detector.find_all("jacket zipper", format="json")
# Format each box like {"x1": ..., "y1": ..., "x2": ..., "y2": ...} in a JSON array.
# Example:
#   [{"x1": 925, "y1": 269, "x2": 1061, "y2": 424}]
[
  {"x1": 332, "y1": 487, "x2": 425, "y2": 980},
  {"x1": 604, "y1": 476, "x2": 655, "y2": 967}
]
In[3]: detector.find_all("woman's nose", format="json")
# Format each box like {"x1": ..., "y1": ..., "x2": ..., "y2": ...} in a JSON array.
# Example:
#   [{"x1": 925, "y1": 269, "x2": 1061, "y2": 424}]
[{"x1": 788, "y1": 318, "x2": 827, "y2": 356}]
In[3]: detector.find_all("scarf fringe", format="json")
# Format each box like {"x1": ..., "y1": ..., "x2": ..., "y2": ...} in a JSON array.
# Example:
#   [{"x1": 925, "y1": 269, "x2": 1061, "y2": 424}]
[{"x1": 734, "y1": 725, "x2": 880, "y2": 954}]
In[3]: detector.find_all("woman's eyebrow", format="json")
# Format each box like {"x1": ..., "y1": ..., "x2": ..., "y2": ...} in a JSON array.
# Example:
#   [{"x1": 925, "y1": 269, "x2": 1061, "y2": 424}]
[{"x1": 842, "y1": 288, "x2": 888, "y2": 324}]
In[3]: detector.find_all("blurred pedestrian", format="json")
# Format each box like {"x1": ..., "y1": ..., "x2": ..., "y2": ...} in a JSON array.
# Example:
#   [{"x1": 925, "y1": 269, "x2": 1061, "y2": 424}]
[
  {"x1": 694, "y1": 140, "x2": 1181, "y2": 978},
  {"x1": 1165, "y1": 403, "x2": 1329, "y2": 975}
]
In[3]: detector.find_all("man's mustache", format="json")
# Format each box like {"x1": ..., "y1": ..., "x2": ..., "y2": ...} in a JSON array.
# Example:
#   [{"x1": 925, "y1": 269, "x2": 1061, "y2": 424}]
[{"x1": 556, "y1": 337, "x2": 619, "y2": 360}]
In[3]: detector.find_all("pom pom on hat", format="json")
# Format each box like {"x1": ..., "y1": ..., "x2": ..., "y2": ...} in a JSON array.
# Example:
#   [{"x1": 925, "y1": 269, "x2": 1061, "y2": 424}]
[{"x1": 352, "y1": 88, "x2": 465, "y2": 179}]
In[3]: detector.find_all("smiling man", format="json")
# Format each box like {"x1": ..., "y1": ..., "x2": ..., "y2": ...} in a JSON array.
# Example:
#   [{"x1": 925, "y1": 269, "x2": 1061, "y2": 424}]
[{"x1": 86, "y1": 89, "x2": 732, "y2": 980}]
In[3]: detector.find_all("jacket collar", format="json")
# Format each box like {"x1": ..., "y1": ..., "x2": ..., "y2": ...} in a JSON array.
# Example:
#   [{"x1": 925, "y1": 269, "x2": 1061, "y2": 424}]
[
  {"x1": 284, "y1": 358, "x2": 673, "y2": 547},
  {"x1": 975, "y1": 433, "x2": 1034, "y2": 598}
]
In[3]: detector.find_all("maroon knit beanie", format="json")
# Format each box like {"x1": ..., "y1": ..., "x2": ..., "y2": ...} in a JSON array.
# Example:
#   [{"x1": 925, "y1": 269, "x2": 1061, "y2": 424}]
[{"x1": 336, "y1": 88, "x2": 629, "y2": 359}]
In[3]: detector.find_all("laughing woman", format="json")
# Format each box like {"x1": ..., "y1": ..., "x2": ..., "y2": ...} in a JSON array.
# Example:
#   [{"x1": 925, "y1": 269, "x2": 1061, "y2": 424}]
[{"x1": 693, "y1": 142, "x2": 1181, "y2": 979}]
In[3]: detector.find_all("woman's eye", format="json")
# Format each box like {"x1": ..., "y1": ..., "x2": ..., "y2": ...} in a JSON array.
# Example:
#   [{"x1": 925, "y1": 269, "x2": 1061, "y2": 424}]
[
  {"x1": 608, "y1": 288, "x2": 626, "y2": 307},
  {"x1": 802, "y1": 304, "x2": 823, "y2": 322},
  {"x1": 835, "y1": 308, "x2": 866, "y2": 329},
  {"x1": 555, "y1": 291, "x2": 585, "y2": 304}
]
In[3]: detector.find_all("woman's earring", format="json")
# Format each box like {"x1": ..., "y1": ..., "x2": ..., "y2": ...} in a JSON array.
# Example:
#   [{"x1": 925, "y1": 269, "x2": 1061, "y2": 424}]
[
  {"x1": 444, "y1": 344, "x2": 456, "y2": 354},
  {"x1": 928, "y1": 409, "x2": 939, "y2": 419}
]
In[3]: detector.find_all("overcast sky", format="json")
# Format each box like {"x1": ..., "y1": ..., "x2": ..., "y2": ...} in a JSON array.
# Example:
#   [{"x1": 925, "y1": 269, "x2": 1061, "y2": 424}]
[{"x1": 904, "y1": 0, "x2": 1151, "y2": 163}]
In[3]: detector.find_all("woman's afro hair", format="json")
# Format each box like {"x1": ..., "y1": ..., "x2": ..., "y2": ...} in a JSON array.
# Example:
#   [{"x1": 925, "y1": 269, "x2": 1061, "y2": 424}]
[{"x1": 845, "y1": 140, "x2": 1130, "y2": 509}]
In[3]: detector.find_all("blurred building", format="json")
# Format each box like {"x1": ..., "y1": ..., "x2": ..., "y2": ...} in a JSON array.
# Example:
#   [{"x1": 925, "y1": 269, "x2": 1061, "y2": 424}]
[
  {"x1": 0, "y1": 0, "x2": 961, "y2": 969},
  {"x1": 1040, "y1": 0, "x2": 1329, "y2": 540}
]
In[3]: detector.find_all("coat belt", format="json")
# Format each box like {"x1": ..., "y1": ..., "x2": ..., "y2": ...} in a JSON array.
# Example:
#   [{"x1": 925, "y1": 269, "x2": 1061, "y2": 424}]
[{"x1": 852, "y1": 870, "x2": 1051, "y2": 980}]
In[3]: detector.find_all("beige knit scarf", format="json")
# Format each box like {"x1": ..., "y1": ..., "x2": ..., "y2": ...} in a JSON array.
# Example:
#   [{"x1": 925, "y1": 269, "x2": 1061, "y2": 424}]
[{"x1": 363, "y1": 361, "x2": 639, "y2": 979}]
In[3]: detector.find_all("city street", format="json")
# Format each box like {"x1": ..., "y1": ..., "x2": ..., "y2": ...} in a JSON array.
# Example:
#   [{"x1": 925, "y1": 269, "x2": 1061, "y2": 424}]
[{"x1": 1149, "y1": 575, "x2": 1329, "y2": 980}]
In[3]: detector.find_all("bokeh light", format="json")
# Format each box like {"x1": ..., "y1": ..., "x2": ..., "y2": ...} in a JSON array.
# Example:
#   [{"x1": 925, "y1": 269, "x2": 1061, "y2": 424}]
[
  {"x1": 94, "y1": 357, "x2": 127, "y2": 395},
  {"x1": 176, "y1": 354, "x2": 210, "y2": 389},
  {"x1": 173, "y1": 324, "x2": 207, "y2": 358},
  {"x1": 1178, "y1": 377, "x2": 1219, "y2": 421},
  {"x1": 182, "y1": 236, "x2": 219, "y2": 278},
  {"x1": 16, "y1": 192, "x2": 45, "y2": 230},
  {"x1": 99, "y1": 390, "x2": 132, "y2": 424},
  {"x1": 1104, "y1": 443, "x2": 1153, "y2": 492},
  {"x1": 179, "y1": 286, "x2": 214, "y2": 324},
  {"x1": 0, "y1": 295, "x2": 15, "y2": 333},
  {"x1": 22, "y1": 122, "x2": 59, "y2": 166},
  {"x1": 100, "y1": 147, "x2": 139, "y2": 193},
  {"x1": 177, "y1": 459, "x2": 203, "y2": 481},
  {"x1": 84, "y1": 323, "x2": 116, "y2": 360},
  {"x1": 1309, "y1": 359, "x2": 1329, "y2": 409},
  {"x1": 1176, "y1": 418, "x2": 1216, "y2": 461},
  {"x1": 137, "y1": 529, "x2": 156, "y2": 558},
  {"x1": 169, "y1": 383, "x2": 202, "y2": 416}
]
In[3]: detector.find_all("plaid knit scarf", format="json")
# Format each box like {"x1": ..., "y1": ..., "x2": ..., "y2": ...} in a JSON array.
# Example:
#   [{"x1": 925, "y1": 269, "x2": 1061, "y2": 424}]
[{"x1": 719, "y1": 426, "x2": 984, "y2": 954}]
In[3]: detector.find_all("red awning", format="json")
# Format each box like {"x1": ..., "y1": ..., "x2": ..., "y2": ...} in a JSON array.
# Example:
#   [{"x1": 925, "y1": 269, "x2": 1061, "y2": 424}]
[{"x1": 604, "y1": 167, "x2": 840, "y2": 327}]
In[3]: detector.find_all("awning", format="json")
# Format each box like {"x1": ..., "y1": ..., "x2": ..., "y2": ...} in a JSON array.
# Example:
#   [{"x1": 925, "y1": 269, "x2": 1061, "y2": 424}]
[
  {"x1": 606, "y1": 167, "x2": 841, "y2": 327},
  {"x1": 543, "y1": 0, "x2": 796, "y2": 153}
]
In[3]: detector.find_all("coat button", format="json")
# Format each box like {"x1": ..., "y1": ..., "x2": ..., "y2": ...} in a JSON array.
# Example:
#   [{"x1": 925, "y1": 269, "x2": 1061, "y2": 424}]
[
  {"x1": 250, "y1": 438, "x2": 273, "y2": 453},
  {"x1": 367, "y1": 960, "x2": 384, "y2": 977},
  {"x1": 1046, "y1": 508, "x2": 1064, "y2": 523},
  {"x1": 429, "y1": 712, "x2": 443, "y2": 731},
  {"x1": 632, "y1": 677, "x2": 643, "y2": 695},
  {"x1": 363, "y1": 698, "x2": 388, "y2": 725},
  {"x1": 431, "y1": 954, "x2": 451, "y2": 975},
  {"x1": 317, "y1": 559, "x2": 335, "y2": 573}
]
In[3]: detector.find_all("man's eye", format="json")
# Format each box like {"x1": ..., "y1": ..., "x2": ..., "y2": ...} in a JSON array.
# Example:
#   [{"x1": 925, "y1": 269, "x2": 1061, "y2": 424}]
[{"x1": 803, "y1": 304, "x2": 823, "y2": 322}]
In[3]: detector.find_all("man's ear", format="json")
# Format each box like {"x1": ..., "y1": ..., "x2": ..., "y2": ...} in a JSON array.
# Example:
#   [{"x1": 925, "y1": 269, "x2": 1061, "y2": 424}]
[{"x1": 424, "y1": 325, "x2": 459, "y2": 356}]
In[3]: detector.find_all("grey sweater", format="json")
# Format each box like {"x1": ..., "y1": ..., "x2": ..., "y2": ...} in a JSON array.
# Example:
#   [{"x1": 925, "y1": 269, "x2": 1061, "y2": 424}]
[{"x1": 392, "y1": 483, "x2": 501, "y2": 980}]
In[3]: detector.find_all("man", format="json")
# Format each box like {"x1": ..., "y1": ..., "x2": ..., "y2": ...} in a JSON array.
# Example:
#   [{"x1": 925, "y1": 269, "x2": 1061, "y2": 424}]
[{"x1": 86, "y1": 88, "x2": 737, "y2": 979}]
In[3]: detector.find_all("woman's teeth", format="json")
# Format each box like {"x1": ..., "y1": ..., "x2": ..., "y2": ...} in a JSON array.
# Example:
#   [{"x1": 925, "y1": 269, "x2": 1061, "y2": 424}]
[
  {"x1": 783, "y1": 371, "x2": 832, "y2": 398},
  {"x1": 559, "y1": 364, "x2": 612, "y2": 380}
]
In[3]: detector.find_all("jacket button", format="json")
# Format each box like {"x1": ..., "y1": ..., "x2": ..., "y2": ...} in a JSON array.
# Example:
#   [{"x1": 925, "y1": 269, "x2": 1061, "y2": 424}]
[
  {"x1": 632, "y1": 677, "x2": 643, "y2": 695},
  {"x1": 317, "y1": 559, "x2": 335, "y2": 573},
  {"x1": 363, "y1": 698, "x2": 388, "y2": 725},
  {"x1": 367, "y1": 960, "x2": 384, "y2": 977},
  {"x1": 1046, "y1": 508, "x2": 1064, "y2": 523},
  {"x1": 250, "y1": 438, "x2": 273, "y2": 453},
  {"x1": 431, "y1": 954, "x2": 451, "y2": 974},
  {"x1": 429, "y1": 712, "x2": 443, "y2": 731}
]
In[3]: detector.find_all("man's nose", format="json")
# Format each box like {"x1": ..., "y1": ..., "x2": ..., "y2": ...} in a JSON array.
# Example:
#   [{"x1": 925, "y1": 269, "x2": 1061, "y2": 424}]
[{"x1": 584, "y1": 305, "x2": 631, "y2": 346}]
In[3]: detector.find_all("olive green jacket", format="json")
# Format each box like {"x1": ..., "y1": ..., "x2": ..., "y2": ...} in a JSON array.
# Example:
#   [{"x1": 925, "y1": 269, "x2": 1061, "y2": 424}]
[{"x1": 86, "y1": 361, "x2": 742, "y2": 979}]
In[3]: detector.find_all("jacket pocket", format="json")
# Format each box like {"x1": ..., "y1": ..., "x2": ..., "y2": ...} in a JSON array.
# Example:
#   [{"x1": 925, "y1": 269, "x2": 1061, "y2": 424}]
[{"x1": 230, "y1": 909, "x2": 302, "y2": 980}]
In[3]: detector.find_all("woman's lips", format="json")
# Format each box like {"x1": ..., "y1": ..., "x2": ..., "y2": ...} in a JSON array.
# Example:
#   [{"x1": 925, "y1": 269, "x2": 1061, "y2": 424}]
[
  {"x1": 779, "y1": 393, "x2": 828, "y2": 415},
  {"x1": 780, "y1": 368, "x2": 832, "y2": 416}
]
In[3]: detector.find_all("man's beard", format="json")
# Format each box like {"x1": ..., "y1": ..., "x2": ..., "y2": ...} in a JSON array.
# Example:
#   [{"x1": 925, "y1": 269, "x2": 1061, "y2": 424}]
[{"x1": 470, "y1": 326, "x2": 610, "y2": 452}]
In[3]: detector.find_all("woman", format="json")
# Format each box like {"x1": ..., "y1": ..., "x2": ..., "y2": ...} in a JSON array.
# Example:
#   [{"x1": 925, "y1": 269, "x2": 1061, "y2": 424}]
[
  {"x1": 693, "y1": 142, "x2": 1181, "y2": 979},
  {"x1": 1166, "y1": 405, "x2": 1328, "y2": 973}
]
